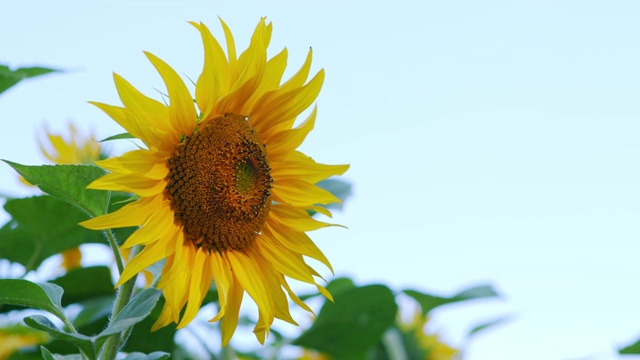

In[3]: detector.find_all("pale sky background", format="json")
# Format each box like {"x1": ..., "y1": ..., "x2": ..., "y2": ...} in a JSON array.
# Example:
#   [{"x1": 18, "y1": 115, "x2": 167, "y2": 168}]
[{"x1": 2, "y1": 1, "x2": 640, "y2": 359}]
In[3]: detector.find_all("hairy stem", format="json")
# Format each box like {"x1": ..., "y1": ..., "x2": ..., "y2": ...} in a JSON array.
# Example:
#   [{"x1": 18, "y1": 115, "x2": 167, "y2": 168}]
[{"x1": 100, "y1": 244, "x2": 142, "y2": 360}]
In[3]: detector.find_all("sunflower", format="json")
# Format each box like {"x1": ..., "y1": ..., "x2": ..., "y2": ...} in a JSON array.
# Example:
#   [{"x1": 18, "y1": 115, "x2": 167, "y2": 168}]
[
  {"x1": 80, "y1": 18, "x2": 348, "y2": 345},
  {"x1": 37, "y1": 122, "x2": 102, "y2": 270}
]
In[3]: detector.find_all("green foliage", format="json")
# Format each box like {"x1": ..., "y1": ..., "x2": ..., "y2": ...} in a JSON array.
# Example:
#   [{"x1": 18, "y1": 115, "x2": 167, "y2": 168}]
[
  {"x1": 0, "y1": 195, "x2": 105, "y2": 271},
  {"x1": 40, "y1": 347, "x2": 83, "y2": 360},
  {"x1": 0, "y1": 65, "x2": 59, "y2": 95},
  {"x1": 0, "y1": 279, "x2": 69, "y2": 323},
  {"x1": 3, "y1": 162, "x2": 109, "y2": 217},
  {"x1": 619, "y1": 337, "x2": 640, "y2": 354},
  {"x1": 294, "y1": 284, "x2": 398, "y2": 359},
  {"x1": 404, "y1": 284, "x2": 500, "y2": 315},
  {"x1": 121, "y1": 353, "x2": 170, "y2": 360},
  {"x1": 99, "y1": 133, "x2": 135, "y2": 142},
  {"x1": 25, "y1": 316, "x2": 96, "y2": 358},
  {"x1": 316, "y1": 178, "x2": 352, "y2": 210},
  {"x1": 50, "y1": 266, "x2": 114, "y2": 306}
]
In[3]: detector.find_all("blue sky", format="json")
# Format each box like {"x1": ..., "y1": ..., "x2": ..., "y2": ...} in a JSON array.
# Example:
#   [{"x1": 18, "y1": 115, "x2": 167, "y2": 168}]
[{"x1": 2, "y1": 1, "x2": 640, "y2": 359}]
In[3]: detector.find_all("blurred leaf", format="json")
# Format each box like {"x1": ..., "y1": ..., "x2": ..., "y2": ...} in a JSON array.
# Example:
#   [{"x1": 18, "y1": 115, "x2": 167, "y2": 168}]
[
  {"x1": 0, "y1": 196, "x2": 105, "y2": 271},
  {"x1": 124, "y1": 298, "x2": 177, "y2": 353},
  {"x1": 73, "y1": 296, "x2": 113, "y2": 329},
  {"x1": 121, "y1": 352, "x2": 170, "y2": 360},
  {"x1": 24, "y1": 316, "x2": 95, "y2": 358},
  {"x1": 404, "y1": 284, "x2": 500, "y2": 316},
  {"x1": 469, "y1": 315, "x2": 512, "y2": 337},
  {"x1": 3, "y1": 162, "x2": 108, "y2": 217},
  {"x1": 50, "y1": 266, "x2": 114, "y2": 306},
  {"x1": 619, "y1": 337, "x2": 640, "y2": 354},
  {"x1": 100, "y1": 133, "x2": 135, "y2": 142},
  {"x1": 0, "y1": 279, "x2": 68, "y2": 323},
  {"x1": 294, "y1": 284, "x2": 398, "y2": 359},
  {"x1": 0, "y1": 65, "x2": 59, "y2": 95},
  {"x1": 299, "y1": 277, "x2": 355, "y2": 301},
  {"x1": 95, "y1": 288, "x2": 161, "y2": 348},
  {"x1": 317, "y1": 178, "x2": 352, "y2": 210},
  {"x1": 40, "y1": 347, "x2": 82, "y2": 360}
]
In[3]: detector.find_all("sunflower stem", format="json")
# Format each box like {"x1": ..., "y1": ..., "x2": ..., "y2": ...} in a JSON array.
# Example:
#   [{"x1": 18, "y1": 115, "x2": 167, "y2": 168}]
[
  {"x1": 105, "y1": 228, "x2": 125, "y2": 274},
  {"x1": 100, "y1": 244, "x2": 141, "y2": 360}
]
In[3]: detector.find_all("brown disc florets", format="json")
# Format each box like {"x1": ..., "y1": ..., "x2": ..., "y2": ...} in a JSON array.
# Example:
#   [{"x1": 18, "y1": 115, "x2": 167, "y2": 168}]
[{"x1": 166, "y1": 113, "x2": 272, "y2": 252}]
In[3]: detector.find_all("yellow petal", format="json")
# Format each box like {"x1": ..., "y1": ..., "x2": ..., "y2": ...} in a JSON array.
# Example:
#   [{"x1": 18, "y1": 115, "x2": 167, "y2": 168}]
[
  {"x1": 209, "y1": 251, "x2": 231, "y2": 322},
  {"x1": 145, "y1": 51, "x2": 197, "y2": 136},
  {"x1": 272, "y1": 178, "x2": 342, "y2": 207},
  {"x1": 80, "y1": 195, "x2": 163, "y2": 230},
  {"x1": 265, "y1": 106, "x2": 316, "y2": 161},
  {"x1": 151, "y1": 302, "x2": 174, "y2": 331},
  {"x1": 158, "y1": 231, "x2": 193, "y2": 289},
  {"x1": 94, "y1": 149, "x2": 168, "y2": 180},
  {"x1": 269, "y1": 204, "x2": 336, "y2": 232},
  {"x1": 226, "y1": 250, "x2": 273, "y2": 322},
  {"x1": 220, "y1": 274, "x2": 244, "y2": 347},
  {"x1": 121, "y1": 202, "x2": 176, "y2": 248},
  {"x1": 272, "y1": 151, "x2": 350, "y2": 184},
  {"x1": 178, "y1": 248, "x2": 213, "y2": 328},
  {"x1": 113, "y1": 73, "x2": 176, "y2": 154},
  {"x1": 251, "y1": 69, "x2": 324, "y2": 137},
  {"x1": 116, "y1": 228, "x2": 177, "y2": 286},
  {"x1": 191, "y1": 21, "x2": 229, "y2": 121},
  {"x1": 264, "y1": 221, "x2": 333, "y2": 273},
  {"x1": 87, "y1": 172, "x2": 166, "y2": 197}
]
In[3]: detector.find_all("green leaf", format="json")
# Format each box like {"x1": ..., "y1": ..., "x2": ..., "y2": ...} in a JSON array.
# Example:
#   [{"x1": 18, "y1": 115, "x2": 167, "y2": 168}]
[
  {"x1": 40, "y1": 347, "x2": 55, "y2": 360},
  {"x1": 0, "y1": 279, "x2": 68, "y2": 322},
  {"x1": 299, "y1": 277, "x2": 355, "y2": 301},
  {"x1": 100, "y1": 132, "x2": 135, "y2": 142},
  {"x1": 123, "y1": 298, "x2": 177, "y2": 353},
  {"x1": 0, "y1": 65, "x2": 60, "y2": 95},
  {"x1": 121, "y1": 352, "x2": 170, "y2": 360},
  {"x1": 2, "y1": 162, "x2": 109, "y2": 217},
  {"x1": 40, "y1": 347, "x2": 83, "y2": 360},
  {"x1": 0, "y1": 196, "x2": 106, "y2": 271},
  {"x1": 73, "y1": 296, "x2": 113, "y2": 329},
  {"x1": 293, "y1": 284, "x2": 398, "y2": 359},
  {"x1": 468, "y1": 315, "x2": 512, "y2": 337},
  {"x1": 619, "y1": 337, "x2": 640, "y2": 354},
  {"x1": 317, "y1": 178, "x2": 352, "y2": 209},
  {"x1": 404, "y1": 284, "x2": 500, "y2": 316},
  {"x1": 24, "y1": 316, "x2": 95, "y2": 359},
  {"x1": 50, "y1": 266, "x2": 115, "y2": 306},
  {"x1": 95, "y1": 288, "x2": 162, "y2": 348}
]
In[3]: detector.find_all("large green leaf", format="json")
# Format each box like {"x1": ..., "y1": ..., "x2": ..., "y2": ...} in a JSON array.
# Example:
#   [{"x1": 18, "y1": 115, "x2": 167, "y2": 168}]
[
  {"x1": 293, "y1": 284, "x2": 398, "y2": 359},
  {"x1": 0, "y1": 279, "x2": 68, "y2": 323},
  {"x1": 95, "y1": 288, "x2": 162, "y2": 348},
  {"x1": 620, "y1": 337, "x2": 640, "y2": 354},
  {"x1": 40, "y1": 347, "x2": 83, "y2": 360},
  {"x1": 50, "y1": 266, "x2": 114, "y2": 306},
  {"x1": 3, "y1": 162, "x2": 109, "y2": 217},
  {"x1": 316, "y1": 178, "x2": 352, "y2": 210},
  {"x1": 24, "y1": 316, "x2": 96, "y2": 359},
  {"x1": 123, "y1": 298, "x2": 177, "y2": 353},
  {"x1": 0, "y1": 196, "x2": 105, "y2": 271},
  {"x1": 121, "y1": 352, "x2": 170, "y2": 360},
  {"x1": 404, "y1": 284, "x2": 500, "y2": 316},
  {"x1": 0, "y1": 65, "x2": 60, "y2": 95}
]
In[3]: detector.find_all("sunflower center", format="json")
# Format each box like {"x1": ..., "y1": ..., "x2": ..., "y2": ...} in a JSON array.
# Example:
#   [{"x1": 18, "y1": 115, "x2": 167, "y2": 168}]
[{"x1": 166, "y1": 113, "x2": 272, "y2": 252}]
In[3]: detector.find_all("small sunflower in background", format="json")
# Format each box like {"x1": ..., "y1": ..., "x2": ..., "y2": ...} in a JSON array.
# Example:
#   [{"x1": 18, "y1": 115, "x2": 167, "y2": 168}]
[
  {"x1": 81, "y1": 17, "x2": 349, "y2": 345},
  {"x1": 0, "y1": 324, "x2": 49, "y2": 360},
  {"x1": 399, "y1": 311, "x2": 459, "y2": 360},
  {"x1": 35, "y1": 122, "x2": 103, "y2": 270}
]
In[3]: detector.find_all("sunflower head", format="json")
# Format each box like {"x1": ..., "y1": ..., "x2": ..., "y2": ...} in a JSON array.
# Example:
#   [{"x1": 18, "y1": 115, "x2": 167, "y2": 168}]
[{"x1": 80, "y1": 18, "x2": 349, "y2": 346}]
